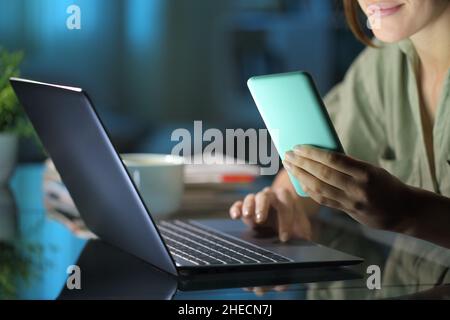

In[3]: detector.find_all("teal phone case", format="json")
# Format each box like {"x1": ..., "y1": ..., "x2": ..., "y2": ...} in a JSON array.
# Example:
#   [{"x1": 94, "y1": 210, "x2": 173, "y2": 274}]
[{"x1": 247, "y1": 71, "x2": 344, "y2": 197}]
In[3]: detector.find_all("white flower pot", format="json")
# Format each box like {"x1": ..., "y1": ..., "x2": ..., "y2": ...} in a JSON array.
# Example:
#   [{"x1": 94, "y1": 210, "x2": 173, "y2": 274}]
[{"x1": 0, "y1": 133, "x2": 18, "y2": 186}]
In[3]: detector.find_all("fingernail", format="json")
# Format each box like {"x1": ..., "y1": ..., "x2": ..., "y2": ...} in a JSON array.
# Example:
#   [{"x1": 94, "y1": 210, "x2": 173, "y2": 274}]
[
  {"x1": 293, "y1": 145, "x2": 305, "y2": 154},
  {"x1": 230, "y1": 210, "x2": 238, "y2": 219},
  {"x1": 256, "y1": 212, "x2": 263, "y2": 222},
  {"x1": 283, "y1": 161, "x2": 292, "y2": 170},
  {"x1": 243, "y1": 209, "x2": 250, "y2": 217},
  {"x1": 280, "y1": 232, "x2": 289, "y2": 243},
  {"x1": 285, "y1": 151, "x2": 294, "y2": 161}
]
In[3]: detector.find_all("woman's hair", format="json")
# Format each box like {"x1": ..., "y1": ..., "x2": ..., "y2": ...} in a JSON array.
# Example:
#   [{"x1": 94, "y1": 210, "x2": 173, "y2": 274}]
[{"x1": 343, "y1": 0, "x2": 376, "y2": 47}]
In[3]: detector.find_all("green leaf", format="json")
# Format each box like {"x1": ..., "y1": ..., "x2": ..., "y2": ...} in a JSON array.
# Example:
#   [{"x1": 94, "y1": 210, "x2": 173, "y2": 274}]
[{"x1": 0, "y1": 47, "x2": 32, "y2": 136}]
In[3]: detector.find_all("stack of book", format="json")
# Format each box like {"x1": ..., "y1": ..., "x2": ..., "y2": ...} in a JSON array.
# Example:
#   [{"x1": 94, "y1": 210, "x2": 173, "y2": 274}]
[
  {"x1": 180, "y1": 154, "x2": 260, "y2": 215},
  {"x1": 43, "y1": 155, "x2": 260, "y2": 235}
]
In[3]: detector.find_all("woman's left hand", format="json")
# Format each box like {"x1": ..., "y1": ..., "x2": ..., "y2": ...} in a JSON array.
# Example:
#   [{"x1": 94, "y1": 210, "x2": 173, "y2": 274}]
[{"x1": 283, "y1": 145, "x2": 416, "y2": 232}]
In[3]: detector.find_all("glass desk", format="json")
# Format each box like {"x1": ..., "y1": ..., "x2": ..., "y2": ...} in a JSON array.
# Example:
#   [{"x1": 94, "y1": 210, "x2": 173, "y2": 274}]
[{"x1": 1, "y1": 164, "x2": 450, "y2": 300}]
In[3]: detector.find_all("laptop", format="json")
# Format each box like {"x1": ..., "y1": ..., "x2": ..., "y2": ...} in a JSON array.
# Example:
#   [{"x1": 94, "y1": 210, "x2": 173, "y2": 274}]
[{"x1": 10, "y1": 77, "x2": 363, "y2": 276}]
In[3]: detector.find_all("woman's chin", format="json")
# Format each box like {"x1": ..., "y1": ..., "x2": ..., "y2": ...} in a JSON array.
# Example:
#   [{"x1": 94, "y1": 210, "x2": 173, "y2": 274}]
[{"x1": 372, "y1": 29, "x2": 410, "y2": 44}]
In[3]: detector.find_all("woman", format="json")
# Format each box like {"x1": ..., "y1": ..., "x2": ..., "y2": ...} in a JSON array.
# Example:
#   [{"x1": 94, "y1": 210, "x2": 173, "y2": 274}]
[{"x1": 229, "y1": 0, "x2": 450, "y2": 248}]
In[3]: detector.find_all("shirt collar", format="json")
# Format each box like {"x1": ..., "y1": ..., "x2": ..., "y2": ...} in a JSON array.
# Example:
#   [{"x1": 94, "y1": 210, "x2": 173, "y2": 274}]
[
  {"x1": 397, "y1": 39, "x2": 420, "y2": 68},
  {"x1": 397, "y1": 38, "x2": 450, "y2": 77}
]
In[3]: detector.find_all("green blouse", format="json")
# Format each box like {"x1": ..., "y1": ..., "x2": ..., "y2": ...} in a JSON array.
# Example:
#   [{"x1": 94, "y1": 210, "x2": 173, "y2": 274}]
[{"x1": 324, "y1": 39, "x2": 450, "y2": 197}]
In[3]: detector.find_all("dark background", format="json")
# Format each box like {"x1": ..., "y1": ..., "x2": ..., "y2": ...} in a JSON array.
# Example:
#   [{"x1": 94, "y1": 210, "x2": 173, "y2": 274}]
[{"x1": 0, "y1": 0, "x2": 365, "y2": 162}]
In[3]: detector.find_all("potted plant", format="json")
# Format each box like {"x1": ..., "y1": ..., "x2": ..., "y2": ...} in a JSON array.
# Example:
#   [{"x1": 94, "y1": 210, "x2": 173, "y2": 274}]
[{"x1": 0, "y1": 48, "x2": 32, "y2": 186}]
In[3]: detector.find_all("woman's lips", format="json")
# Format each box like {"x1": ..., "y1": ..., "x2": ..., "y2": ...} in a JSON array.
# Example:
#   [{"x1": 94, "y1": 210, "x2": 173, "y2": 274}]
[{"x1": 367, "y1": 2, "x2": 404, "y2": 18}]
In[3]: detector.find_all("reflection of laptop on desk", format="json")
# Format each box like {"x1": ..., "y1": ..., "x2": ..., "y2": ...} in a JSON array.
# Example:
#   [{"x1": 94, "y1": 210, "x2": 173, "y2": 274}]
[
  {"x1": 10, "y1": 78, "x2": 363, "y2": 276},
  {"x1": 59, "y1": 240, "x2": 363, "y2": 299}
]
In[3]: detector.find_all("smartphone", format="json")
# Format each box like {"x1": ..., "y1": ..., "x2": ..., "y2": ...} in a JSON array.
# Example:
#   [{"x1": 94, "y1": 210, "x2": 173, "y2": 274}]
[{"x1": 247, "y1": 71, "x2": 344, "y2": 197}]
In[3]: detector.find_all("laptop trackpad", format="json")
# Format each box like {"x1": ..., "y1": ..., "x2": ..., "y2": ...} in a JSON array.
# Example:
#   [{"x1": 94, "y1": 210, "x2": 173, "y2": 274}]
[{"x1": 194, "y1": 219, "x2": 362, "y2": 265}]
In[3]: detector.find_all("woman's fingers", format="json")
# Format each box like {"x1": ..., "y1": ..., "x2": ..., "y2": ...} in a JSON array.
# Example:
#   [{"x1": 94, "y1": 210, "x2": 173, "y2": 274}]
[
  {"x1": 292, "y1": 145, "x2": 368, "y2": 179},
  {"x1": 283, "y1": 161, "x2": 355, "y2": 212},
  {"x1": 229, "y1": 200, "x2": 243, "y2": 219},
  {"x1": 283, "y1": 161, "x2": 346, "y2": 200},
  {"x1": 230, "y1": 200, "x2": 256, "y2": 228},
  {"x1": 306, "y1": 187, "x2": 350, "y2": 213},
  {"x1": 254, "y1": 187, "x2": 276, "y2": 224},
  {"x1": 230, "y1": 190, "x2": 278, "y2": 229},
  {"x1": 242, "y1": 193, "x2": 256, "y2": 219},
  {"x1": 285, "y1": 151, "x2": 354, "y2": 192},
  {"x1": 229, "y1": 187, "x2": 304, "y2": 242}
]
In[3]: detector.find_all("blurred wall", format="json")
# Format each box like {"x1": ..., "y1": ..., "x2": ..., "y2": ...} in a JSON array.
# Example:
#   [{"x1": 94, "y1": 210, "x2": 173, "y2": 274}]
[{"x1": 0, "y1": 0, "x2": 365, "y2": 158}]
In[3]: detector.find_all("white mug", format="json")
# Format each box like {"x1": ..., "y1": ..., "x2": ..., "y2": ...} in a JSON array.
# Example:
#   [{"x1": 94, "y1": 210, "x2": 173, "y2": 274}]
[{"x1": 122, "y1": 154, "x2": 185, "y2": 219}]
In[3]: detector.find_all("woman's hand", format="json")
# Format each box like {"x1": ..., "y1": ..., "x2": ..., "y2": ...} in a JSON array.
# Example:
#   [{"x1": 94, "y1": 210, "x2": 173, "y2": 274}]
[
  {"x1": 283, "y1": 145, "x2": 416, "y2": 232},
  {"x1": 229, "y1": 186, "x2": 312, "y2": 242}
]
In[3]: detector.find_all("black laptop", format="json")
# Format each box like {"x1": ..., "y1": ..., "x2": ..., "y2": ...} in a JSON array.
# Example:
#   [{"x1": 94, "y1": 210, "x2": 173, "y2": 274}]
[{"x1": 10, "y1": 77, "x2": 362, "y2": 276}]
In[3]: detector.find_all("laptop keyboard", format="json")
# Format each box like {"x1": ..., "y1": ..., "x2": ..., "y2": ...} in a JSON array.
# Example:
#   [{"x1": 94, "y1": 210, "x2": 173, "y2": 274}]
[{"x1": 158, "y1": 220, "x2": 292, "y2": 266}]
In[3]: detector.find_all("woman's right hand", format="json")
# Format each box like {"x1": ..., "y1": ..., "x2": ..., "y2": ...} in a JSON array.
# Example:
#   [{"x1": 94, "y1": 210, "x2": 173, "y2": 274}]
[{"x1": 229, "y1": 187, "x2": 312, "y2": 242}]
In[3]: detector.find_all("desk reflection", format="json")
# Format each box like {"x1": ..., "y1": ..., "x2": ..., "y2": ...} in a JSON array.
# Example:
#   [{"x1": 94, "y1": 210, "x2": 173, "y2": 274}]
[
  {"x1": 58, "y1": 240, "x2": 363, "y2": 300},
  {"x1": 58, "y1": 240, "x2": 178, "y2": 300}
]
